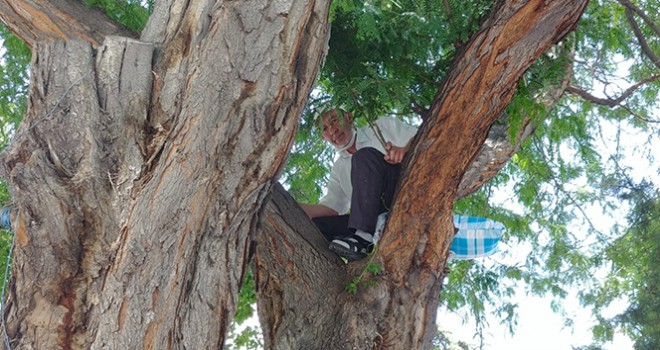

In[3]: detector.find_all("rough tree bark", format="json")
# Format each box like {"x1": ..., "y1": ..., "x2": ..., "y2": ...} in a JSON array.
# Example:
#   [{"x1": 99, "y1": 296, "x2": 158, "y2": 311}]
[
  {"x1": 0, "y1": 0, "x2": 331, "y2": 348},
  {"x1": 0, "y1": 0, "x2": 589, "y2": 349}
]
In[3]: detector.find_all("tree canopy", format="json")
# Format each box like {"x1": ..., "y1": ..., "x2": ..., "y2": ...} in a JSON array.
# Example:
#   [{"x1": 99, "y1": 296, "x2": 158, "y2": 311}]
[{"x1": 1, "y1": 0, "x2": 659, "y2": 349}]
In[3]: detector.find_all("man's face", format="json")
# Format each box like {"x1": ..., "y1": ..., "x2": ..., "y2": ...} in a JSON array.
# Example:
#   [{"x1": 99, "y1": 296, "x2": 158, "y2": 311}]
[{"x1": 321, "y1": 110, "x2": 354, "y2": 148}]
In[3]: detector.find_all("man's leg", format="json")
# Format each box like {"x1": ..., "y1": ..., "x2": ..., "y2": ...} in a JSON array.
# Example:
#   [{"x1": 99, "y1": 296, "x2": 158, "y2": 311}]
[
  {"x1": 330, "y1": 147, "x2": 401, "y2": 260},
  {"x1": 348, "y1": 147, "x2": 401, "y2": 233},
  {"x1": 312, "y1": 215, "x2": 351, "y2": 241}
]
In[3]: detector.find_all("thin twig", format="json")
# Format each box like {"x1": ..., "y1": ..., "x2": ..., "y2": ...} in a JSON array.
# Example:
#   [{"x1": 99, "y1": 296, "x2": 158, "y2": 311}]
[
  {"x1": 619, "y1": 104, "x2": 660, "y2": 124},
  {"x1": 443, "y1": 0, "x2": 452, "y2": 17},
  {"x1": 410, "y1": 100, "x2": 430, "y2": 120},
  {"x1": 369, "y1": 122, "x2": 389, "y2": 150}
]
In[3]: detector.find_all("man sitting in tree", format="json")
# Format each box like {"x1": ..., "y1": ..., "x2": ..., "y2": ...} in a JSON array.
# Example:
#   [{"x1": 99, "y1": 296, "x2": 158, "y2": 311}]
[{"x1": 299, "y1": 108, "x2": 417, "y2": 261}]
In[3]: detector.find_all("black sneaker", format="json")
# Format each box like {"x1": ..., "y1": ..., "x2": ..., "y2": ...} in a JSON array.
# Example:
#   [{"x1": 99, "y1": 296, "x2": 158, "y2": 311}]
[{"x1": 329, "y1": 235, "x2": 372, "y2": 261}]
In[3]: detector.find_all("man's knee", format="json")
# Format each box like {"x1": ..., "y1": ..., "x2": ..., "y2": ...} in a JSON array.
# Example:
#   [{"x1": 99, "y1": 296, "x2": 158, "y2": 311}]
[{"x1": 351, "y1": 147, "x2": 384, "y2": 165}]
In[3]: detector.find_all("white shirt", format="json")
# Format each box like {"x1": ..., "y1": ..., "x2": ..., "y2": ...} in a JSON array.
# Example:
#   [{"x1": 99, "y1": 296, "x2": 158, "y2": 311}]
[{"x1": 319, "y1": 117, "x2": 418, "y2": 214}]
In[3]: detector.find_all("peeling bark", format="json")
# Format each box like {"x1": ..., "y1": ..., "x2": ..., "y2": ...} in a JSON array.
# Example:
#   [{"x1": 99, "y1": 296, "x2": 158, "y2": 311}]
[{"x1": 0, "y1": 0, "x2": 137, "y2": 47}]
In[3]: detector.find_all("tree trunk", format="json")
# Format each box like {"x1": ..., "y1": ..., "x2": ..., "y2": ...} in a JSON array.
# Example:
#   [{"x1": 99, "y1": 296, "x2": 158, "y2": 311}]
[
  {"x1": 255, "y1": 1, "x2": 588, "y2": 349},
  {"x1": 0, "y1": 0, "x2": 331, "y2": 348}
]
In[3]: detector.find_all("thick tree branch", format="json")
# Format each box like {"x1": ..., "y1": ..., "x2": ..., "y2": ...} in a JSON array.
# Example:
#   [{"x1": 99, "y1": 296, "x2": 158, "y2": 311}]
[
  {"x1": 566, "y1": 74, "x2": 660, "y2": 107},
  {"x1": 362, "y1": 0, "x2": 589, "y2": 347},
  {"x1": 442, "y1": 0, "x2": 452, "y2": 17},
  {"x1": 456, "y1": 52, "x2": 573, "y2": 199},
  {"x1": 1, "y1": 37, "x2": 153, "y2": 349},
  {"x1": 388, "y1": 0, "x2": 588, "y2": 273},
  {"x1": 0, "y1": 0, "x2": 137, "y2": 47},
  {"x1": 254, "y1": 184, "x2": 357, "y2": 349},
  {"x1": 620, "y1": 1, "x2": 660, "y2": 70}
]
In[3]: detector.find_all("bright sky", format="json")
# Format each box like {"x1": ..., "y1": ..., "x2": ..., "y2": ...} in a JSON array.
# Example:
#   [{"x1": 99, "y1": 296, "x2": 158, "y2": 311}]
[
  {"x1": 441, "y1": 292, "x2": 634, "y2": 350},
  {"x1": 440, "y1": 287, "x2": 624, "y2": 348},
  {"x1": 440, "y1": 242, "x2": 636, "y2": 350}
]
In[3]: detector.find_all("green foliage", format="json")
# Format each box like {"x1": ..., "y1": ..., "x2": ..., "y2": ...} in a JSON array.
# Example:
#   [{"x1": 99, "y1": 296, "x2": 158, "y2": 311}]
[
  {"x1": 281, "y1": 100, "x2": 336, "y2": 203},
  {"x1": 345, "y1": 248, "x2": 383, "y2": 294},
  {"x1": 0, "y1": 227, "x2": 12, "y2": 300},
  {"x1": 432, "y1": 328, "x2": 477, "y2": 350},
  {"x1": 579, "y1": 184, "x2": 660, "y2": 349},
  {"x1": 234, "y1": 270, "x2": 257, "y2": 324},
  {"x1": 85, "y1": 0, "x2": 151, "y2": 32},
  {"x1": 227, "y1": 270, "x2": 264, "y2": 349},
  {"x1": 226, "y1": 324, "x2": 263, "y2": 350},
  {"x1": 227, "y1": 270, "x2": 263, "y2": 350},
  {"x1": 319, "y1": 0, "x2": 493, "y2": 122},
  {"x1": 436, "y1": 1, "x2": 660, "y2": 346},
  {"x1": 0, "y1": 26, "x2": 30, "y2": 145},
  {"x1": 0, "y1": 25, "x2": 30, "y2": 289},
  {"x1": 0, "y1": 180, "x2": 13, "y2": 250}
]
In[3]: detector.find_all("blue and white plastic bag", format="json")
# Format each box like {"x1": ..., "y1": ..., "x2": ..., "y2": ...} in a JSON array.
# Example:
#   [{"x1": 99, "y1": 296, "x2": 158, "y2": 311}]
[
  {"x1": 373, "y1": 212, "x2": 505, "y2": 260},
  {"x1": 449, "y1": 215, "x2": 504, "y2": 260}
]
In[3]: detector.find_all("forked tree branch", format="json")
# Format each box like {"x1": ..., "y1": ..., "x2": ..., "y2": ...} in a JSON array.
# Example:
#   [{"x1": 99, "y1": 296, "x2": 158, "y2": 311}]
[{"x1": 566, "y1": 74, "x2": 660, "y2": 107}]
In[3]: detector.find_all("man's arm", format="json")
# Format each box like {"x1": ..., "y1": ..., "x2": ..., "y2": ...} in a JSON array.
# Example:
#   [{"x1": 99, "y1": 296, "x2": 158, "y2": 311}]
[
  {"x1": 299, "y1": 203, "x2": 339, "y2": 219},
  {"x1": 377, "y1": 117, "x2": 417, "y2": 165}
]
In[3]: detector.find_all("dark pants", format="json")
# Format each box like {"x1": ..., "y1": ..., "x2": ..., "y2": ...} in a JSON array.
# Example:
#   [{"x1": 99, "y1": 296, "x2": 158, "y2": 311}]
[{"x1": 313, "y1": 147, "x2": 401, "y2": 241}]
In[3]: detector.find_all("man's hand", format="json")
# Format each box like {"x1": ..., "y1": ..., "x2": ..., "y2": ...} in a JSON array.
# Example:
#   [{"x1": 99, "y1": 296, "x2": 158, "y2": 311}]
[{"x1": 384, "y1": 141, "x2": 408, "y2": 164}]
